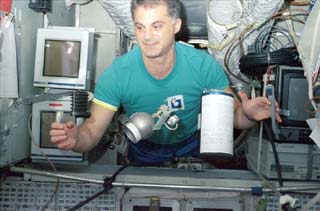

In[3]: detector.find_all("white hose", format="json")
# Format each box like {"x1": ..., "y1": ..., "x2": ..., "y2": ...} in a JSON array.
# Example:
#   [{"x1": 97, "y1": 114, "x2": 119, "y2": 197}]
[{"x1": 207, "y1": 0, "x2": 283, "y2": 84}]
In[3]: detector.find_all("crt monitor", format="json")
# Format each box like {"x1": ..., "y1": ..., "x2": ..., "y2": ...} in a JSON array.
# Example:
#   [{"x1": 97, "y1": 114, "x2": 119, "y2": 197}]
[
  {"x1": 275, "y1": 65, "x2": 314, "y2": 128},
  {"x1": 274, "y1": 65, "x2": 314, "y2": 142},
  {"x1": 33, "y1": 27, "x2": 94, "y2": 90},
  {"x1": 31, "y1": 99, "x2": 84, "y2": 161}
]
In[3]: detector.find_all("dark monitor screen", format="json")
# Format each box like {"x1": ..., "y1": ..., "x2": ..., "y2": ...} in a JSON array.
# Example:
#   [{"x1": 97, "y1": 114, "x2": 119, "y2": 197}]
[
  {"x1": 286, "y1": 77, "x2": 310, "y2": 121},
  {"x1": 133, "y1": 206, "x2": 172, "y2": 211},
  {"x1": 276, "y1": 66, "x2": 314, "y2": 128},
  {"x1": 43, "y1": 40, "x2": 81, "y2": 78},
  {"x1": 40, "y1": 111, "x2": 74, "y2": 148}
]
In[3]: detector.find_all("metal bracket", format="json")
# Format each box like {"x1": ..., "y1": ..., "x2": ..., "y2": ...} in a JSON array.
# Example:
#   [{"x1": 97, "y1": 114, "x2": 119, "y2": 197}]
[
  {"x1": 19, "y1": 91, "x2": 73, "y2": 104},
  {"x1": 279, "y1": 109, "x2": 290, "y2": 117}
]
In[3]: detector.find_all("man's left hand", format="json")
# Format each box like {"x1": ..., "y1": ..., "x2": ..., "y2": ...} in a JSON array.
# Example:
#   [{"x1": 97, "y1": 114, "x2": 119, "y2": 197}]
[{"x1": 238, "y1": 91, "x2": 282, "y2": 122}]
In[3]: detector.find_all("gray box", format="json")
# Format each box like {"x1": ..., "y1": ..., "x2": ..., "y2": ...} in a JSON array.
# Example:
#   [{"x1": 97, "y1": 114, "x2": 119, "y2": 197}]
[{"x1": 246, "y1": 137, "x2": 320, "y2": 180}]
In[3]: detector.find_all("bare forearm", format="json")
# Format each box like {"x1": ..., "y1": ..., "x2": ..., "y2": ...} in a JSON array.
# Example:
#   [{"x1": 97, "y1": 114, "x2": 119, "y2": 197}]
[
  {"x1": 224, "y1": 87, "x2": 256, "y2": 129},
  {"x1": 72, "y1": 123, "x2": 102, "y2": 152},
  {"x1": 71, "y1": 103, "x2": 115, "y2": 152}
]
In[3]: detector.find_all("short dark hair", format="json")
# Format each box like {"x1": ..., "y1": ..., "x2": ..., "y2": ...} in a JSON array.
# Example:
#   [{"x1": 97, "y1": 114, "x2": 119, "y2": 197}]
[{"x1": 131, "y1": 0, "x2": 181, "y2": 20}]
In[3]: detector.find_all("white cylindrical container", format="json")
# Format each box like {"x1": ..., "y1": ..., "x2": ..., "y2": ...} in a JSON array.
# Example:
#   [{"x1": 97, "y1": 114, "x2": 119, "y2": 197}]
[{"x1": 200, "y1": 90, "x2": 234, "y2": 156}]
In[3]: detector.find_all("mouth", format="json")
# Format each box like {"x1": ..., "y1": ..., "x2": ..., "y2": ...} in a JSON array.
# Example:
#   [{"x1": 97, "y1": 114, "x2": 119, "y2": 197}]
[{"x1": 143, "y1": 41, "x2": 157, "y2": 47}]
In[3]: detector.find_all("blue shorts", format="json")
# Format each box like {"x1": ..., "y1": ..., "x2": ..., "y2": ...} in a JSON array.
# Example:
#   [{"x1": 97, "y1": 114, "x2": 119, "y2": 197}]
[{"x1": 127, "y1": 132, "x2": 200, "y2": 166}]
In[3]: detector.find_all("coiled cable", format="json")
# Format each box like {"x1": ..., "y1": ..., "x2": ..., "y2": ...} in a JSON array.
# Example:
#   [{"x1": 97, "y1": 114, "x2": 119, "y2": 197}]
[{"x1": 239, "y1": 47, "x2": 302, "y2": 75}]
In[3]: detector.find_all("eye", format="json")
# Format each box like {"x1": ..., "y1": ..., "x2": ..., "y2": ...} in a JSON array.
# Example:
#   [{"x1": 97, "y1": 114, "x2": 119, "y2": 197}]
[
  {"x1": 153, "y1": 23, "x2": 162, "y2": 30},
  {"x1": 135, "y1": 24, "x2": 144, "y2": 31}
]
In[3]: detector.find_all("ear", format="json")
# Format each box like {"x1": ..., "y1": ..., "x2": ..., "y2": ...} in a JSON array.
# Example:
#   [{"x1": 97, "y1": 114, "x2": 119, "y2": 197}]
[{"x1": 174, "y1": 18, "x2": 182, "y2": 34}]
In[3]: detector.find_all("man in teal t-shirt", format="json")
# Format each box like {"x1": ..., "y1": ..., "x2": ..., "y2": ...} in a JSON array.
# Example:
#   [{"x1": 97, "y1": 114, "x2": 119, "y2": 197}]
[
  {"x1": 93, "y1": 41, "x2": 229, "y2": 165},
  {"x1": 50, "y1": 0, "x2": 281, "y2": 166},
  {"x1": 94, "y1": 41, "x2": 229, "y2": 145}
]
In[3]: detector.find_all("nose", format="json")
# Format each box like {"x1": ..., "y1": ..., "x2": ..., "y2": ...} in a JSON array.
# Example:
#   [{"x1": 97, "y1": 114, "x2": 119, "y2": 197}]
[{"x1": 144, "y1": 27, "x2": 153, "y2": 41}]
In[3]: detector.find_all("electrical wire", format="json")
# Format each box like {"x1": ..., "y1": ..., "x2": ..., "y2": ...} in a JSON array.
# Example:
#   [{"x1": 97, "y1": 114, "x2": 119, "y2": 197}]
[
  {"x1": 224, "y1": 26, "x2": 253, "y2": 85},
  {"x1": 223, "y1": 8, "x2": 309, "y2": 83},
  {"x1": 67, "y1": 164, "x2": 129, "y2": 211},
  {"x1": 312, "y1": 65, "x2": 320, "y2": 84},
  {"x1": 273, "y1": 10, "x2": 309, "y2": 48},
  {"x1": 239, "y1": 47, "x2": 302, "y2": 75},
  {"x1": 263, "y1": 120, "x2": 283, "y2": 187},
  {"x1": 288, "y1": 0, "x2": 310, "y2": 6},
  {"x1": 119, "y1": 187, "x2": 131, "y2": 211},
  {"x1": 27, "y1": 114, "x2": 59, "y2": 211},
  {"x1": 233, "y1": 129, "x2": 250, "y2": 152},
  {"x1": 282, "y1": 9, "x2": 307, "y2": 47},
  {"x1": 246, "y1": 153, "x2": 281, "y2": 195},
  {"x1": 253, "y1": 25, "x2": 294, "y2": 54},
  {"x1": 304, "y1": 96, "x2": 320, "y2": 113},
  {"x1": 275, "y1": 15, "x2": 306, "y2": 24}
]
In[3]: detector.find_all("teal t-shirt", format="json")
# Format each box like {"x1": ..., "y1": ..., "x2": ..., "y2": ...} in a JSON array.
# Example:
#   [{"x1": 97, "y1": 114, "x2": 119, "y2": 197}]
[{"x1": 94, "y1": 42, "x2": 229, "y2": 145}]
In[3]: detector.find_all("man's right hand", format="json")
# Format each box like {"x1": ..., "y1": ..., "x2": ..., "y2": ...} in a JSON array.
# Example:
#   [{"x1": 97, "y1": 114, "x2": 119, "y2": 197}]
[{"x1": 50, "y1": 121, "x2": 78, "y2": 150}]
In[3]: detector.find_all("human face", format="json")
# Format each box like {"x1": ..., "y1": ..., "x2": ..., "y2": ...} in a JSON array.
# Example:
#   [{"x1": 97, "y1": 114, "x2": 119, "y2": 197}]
[{"x1": 133, "y1": 4, "x2": 181, "y2": 59}]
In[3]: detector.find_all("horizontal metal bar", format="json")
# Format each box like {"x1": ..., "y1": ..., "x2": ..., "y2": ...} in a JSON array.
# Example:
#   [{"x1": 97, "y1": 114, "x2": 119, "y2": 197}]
[
  {"x1": 10, "y1": 166, "x2": 320, "y2": 193},
  {"x1": 10, "y1": 166, "x2": 103, "y2": 184}
]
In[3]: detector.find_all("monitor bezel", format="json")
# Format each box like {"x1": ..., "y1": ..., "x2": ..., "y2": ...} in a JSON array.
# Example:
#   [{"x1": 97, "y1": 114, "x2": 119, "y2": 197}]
[
  {"x1": 275, "y1": 65, "x2": 312, "y2": 128},
  {"x1": 31, "y1": 100, "x2": 83, "y2": 161},
  {"x1": 33, "y1": 27, "x2": 94, "y2": 90}
]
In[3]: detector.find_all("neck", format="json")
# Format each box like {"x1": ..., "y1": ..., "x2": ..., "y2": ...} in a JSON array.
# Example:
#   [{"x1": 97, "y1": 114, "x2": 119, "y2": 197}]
[{"x1": 143, "y1": 46, "x2": 175, "y2": 79}]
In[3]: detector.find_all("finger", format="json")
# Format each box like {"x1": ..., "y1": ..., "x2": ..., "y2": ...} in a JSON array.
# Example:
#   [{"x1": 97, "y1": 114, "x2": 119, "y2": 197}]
[
  {"x1": 256, "y1": 97, "x2": 271, "y2": 106},
  {"x1": 51, "y1": 135, "x2": 68, "y2": 144},
  {"x1": 57, "y1": 141, "x2": 72, "y2": 150},
  {"x1": 259, "y1": 110, "x2": 271, "y2": 120},
  {"x1": 57, "y1": 141, "x2": 73, "y2": 150},
  {"x1": 66, "y1": 121, "x2": 76, "y2": 129},
  {"x1": 50, "y1": 129, "x2": 66, "y2": 136},
  {"x1": 276, "y1": 113, "x2": 282, "y2": 123},
  {"x1": 51, "y1": 122, "x2": 64, "y2": 129}
]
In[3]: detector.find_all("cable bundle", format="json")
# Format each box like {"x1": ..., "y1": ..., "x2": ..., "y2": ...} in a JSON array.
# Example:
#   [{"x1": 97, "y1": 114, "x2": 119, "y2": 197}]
[
  {"x1": 239, "y1": 47, "x2": 302, "y2": 75},
  {"x1": 252, "y1": 25, "x2": 295, "y2": 54}
]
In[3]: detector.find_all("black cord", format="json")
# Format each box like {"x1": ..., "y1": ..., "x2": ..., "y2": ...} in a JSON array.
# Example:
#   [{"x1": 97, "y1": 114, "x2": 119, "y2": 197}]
[
  {"x1": 263, "y1": 120, "x2": 283, "y2": 187},
  {"x1": 67, "y1": 165, "x2": 129, "y2": 211},
  {"x1": 254, "y1": 25, "x2": 294, "y2": 54},
  {"x1": 240, "y1": 47, "x2": 301, "y2": 75},
  {"x1": 239, "y1": 23, "x2": 299, "y2": 76}
]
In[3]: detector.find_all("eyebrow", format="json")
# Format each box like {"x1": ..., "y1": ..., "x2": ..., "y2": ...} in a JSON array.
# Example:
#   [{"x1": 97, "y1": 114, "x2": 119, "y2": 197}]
[{"x1": 134, "y1": 20, "x2": 165, "y2": 26}]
